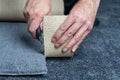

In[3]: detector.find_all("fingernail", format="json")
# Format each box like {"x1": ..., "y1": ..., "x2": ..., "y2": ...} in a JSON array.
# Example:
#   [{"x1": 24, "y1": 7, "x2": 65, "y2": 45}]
[
  {"x1": 51, "y1": 38, "x2": 56, "y2": 43},
  {"x1": 72, "y1": 48, "x2": 77, "y2": 53},
  {"x1": 72, "y1": 48, "x2": 76, "y2": 53},
  {"x1": 55, "y1": 43, "x2": 60, "y2": 48},
  {"x1": 62, "y1": 48, "x2": 68, "y2": 53}
]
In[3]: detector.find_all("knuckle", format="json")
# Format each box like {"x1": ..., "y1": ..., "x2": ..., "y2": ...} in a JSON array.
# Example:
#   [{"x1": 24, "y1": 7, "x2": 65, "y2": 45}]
[
  {"x1": 72, "y1": 11, "x2": 79, "y2": 19},
  {"x1": 28, "y1": 10, "x2": 34, "y2": 16},
  {"x1": 60, "y1": 25, "x2": 66, "y2": 32},
  {"x1": 23, "y1": 9, "x2": 29, "y2": 16},
  {"x1": 74, "y1": 36, "x2": 80, "y2": 42},
  {"x1": 80, "y1": 17, "x2": 86, "y2": 23},
  {"x1": 87, "y1": 21, "x2": 92, "y2": 26},
  {"x1": 25, "y1": 9, "x2": 29, "y2": 14},
  {"x1": 34, "y1": 9, "x2": 42, "y2": 18},
  {"x1": 35, "y1": 12, "x2": 41, "y2": 18},
  {"x1": 32, "y1": 11, "x2": 42, "y2": 18},
  {"x1": 66, "y1": 31, "x2": 73, "y2": 37},
  {"x1": 75, "y1": 16, "x2": 86, "y2": 24},
  {"x1": 86, "y1": 21, "x2": 93, "y2": 31},
  {"x1": 28, "y1": 27, "x2": 34, "y2": 33},
  {"x1": 72, "y1": 12, "x2": 87, "y2": 23},
  {"x1": 87, "y1": 26, "x2": 93, "y2": 31},
  {"x1": 80, "y1": 18, "x2": 86, "y2": 23}
]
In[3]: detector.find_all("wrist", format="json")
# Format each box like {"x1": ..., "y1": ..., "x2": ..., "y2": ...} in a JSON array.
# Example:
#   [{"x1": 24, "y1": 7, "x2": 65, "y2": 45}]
[{"x1": 78, "y1": 0, "x2": 100, "y2": 9}]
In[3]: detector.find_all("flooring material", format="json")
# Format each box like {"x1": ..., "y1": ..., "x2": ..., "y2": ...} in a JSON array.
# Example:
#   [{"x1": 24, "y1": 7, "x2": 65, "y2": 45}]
[
  {"x1": 0, "y1": 0, "x2": 64, "y2": 75},
  {"x1": 0, "y1": 0, "x2": 64, "y2": 21},
  {"x1": 0, "y1": 0, "x2": 120, "y2": 79},
  {"x1": 43, "y1": 16, "x2": 73, "y2": 57},
  {"x1": 0, "y1": 23, "x2": 47, "y2": 75},
  {"x1": 0, "y1": 0, "x2": 26, "y2": 21}
]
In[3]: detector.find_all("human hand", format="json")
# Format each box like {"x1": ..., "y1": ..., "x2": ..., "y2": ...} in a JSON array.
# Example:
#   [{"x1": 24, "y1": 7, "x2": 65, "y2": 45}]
[
  {"x1": 51, "y1": 0, "x2": 100, "y2": 53},
  {"x1": 23, "y1": 0, "x2": 51, "y2": 38}
]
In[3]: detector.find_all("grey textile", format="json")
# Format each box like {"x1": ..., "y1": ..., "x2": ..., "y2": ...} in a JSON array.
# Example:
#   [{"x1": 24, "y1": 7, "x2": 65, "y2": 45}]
[
  {"x1": 0, "y1": 0, "x2": 120, "y2": 79},
  {"x1": 0, "y1": 23, "x2": 47, "y2": 75}
]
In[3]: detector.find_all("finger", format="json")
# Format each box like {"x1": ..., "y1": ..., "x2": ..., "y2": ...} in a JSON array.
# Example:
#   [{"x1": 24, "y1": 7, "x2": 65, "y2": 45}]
[
  {"x1": 62, "y1": 22, "x2": 90, "y2": 53},
  {"x1": 28, "y1": 17, "x2": 42, "y2": 38},
  {"x1": 72, "y1": 30, "x2": 90, "y2": 53},
  {"x1": 54, "y1": 22, "x2": 82, "y2": 48},
  {"x1": 31, "y1": 0, "x2": 38, "y2": 8},
  {"x1": 25, "y1": 0, "x2": 34, "y2": 8},
  {"x1": 23, "y1": 0, "x2": 34, "y2": 20},
  {"x1": 51, "y1": 15, "x2": 74, "y2": 43}
]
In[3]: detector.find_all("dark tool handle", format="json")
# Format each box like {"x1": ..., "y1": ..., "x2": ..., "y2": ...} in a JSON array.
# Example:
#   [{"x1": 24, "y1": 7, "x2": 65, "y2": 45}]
[{"x1": 36, "y1": 28, "x2": 42, "y2": 40}]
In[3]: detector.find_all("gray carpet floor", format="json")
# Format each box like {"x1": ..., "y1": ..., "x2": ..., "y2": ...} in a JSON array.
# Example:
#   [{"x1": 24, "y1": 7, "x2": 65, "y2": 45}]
[
  {"x1": 0, "y1": 24, "x2": 47, "y2": 75},
  {"x1": 0, "y1": 0, "x2": 120, "y2": 80}
]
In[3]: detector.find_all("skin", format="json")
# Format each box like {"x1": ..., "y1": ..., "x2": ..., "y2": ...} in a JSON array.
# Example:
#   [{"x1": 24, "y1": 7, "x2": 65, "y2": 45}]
[
  {"x1": 23, "y1": 0, "x2": 51, "y2": 38},
  {"x1": 24, "y1": 0, "x2": 100, "y2": 53}
]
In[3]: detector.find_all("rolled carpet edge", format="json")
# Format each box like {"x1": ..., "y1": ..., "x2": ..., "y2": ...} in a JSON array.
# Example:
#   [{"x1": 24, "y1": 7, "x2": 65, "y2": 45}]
[
  {"x1": 43, "y1": 16, "x2": 73, "y2": 57},
  {"x1": 0, "y1": 0, "x2": 64, "y2": 21}
]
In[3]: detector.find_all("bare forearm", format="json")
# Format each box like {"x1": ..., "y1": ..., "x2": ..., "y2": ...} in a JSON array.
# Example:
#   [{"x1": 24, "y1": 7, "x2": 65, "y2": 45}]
[
  {"x1": 78, "y1": 0, "x2": 100, "y2": 11},
  {"x1": 70, "y1": 0, "x2": 100, "y2": 21},
  {"x1": 91, "y1": 0, "x2": 100, "y2": 11}
]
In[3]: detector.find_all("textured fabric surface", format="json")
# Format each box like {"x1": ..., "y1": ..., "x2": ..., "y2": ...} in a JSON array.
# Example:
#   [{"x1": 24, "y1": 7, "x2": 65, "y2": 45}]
[
  {"x1": 0, "y1": 23, "x2": 47, "y2": 75},
  {"x1": 43, "y1": 16, "x2": 73, "y2": 57},
  {"x1": 0, "y1": 0, "x2": 64, "y2": 21},
  {"x1": 0, "y1": 0, "x2": 26, "y2": 21},
  {"x1": 0, "y1": 0, "x2": 120, "y2": 79}
]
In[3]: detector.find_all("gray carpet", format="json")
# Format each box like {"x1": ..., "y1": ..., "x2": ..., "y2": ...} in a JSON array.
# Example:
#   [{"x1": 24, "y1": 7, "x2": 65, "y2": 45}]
[
  {"x1": 0, "y1": 23, "x2": 47, "y2": 75},
  {"x1": 0, "y1": 0, "x2": 120, "y2": 80}
]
